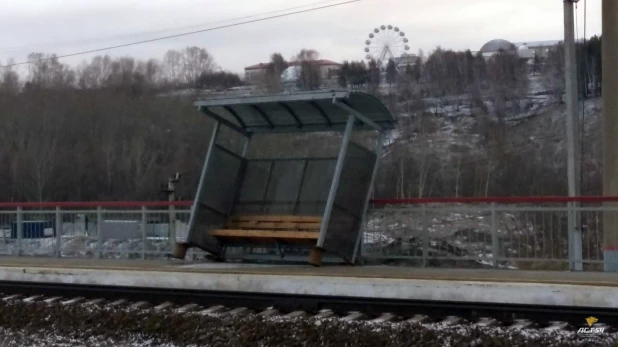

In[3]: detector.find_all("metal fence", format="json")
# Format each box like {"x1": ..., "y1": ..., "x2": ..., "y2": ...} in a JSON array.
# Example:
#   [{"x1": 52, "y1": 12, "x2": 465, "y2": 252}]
[
  {"x1": 363, "y1": 197, "x2": 618, "y2": 271},
  {"x1": 1, "y1": 197, "x2": 617, "y2": 271},
  {"x1": 0, "y1": 202, "x2": 192, "y2": 259}
]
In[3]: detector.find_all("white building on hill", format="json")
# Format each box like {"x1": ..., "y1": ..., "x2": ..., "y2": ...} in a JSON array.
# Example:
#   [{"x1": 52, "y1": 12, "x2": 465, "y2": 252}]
[
  {"x1": 476, "y1": 39, "x2": 563, "y2": 63},
  {"x1": 244, "y1": 59, "x2": 341, "y2": 85}
]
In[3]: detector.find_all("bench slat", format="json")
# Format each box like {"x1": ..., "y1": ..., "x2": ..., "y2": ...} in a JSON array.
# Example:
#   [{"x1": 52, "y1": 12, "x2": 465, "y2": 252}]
[
  {"x1": 229, "y1": 215, "x2": 322, "y2": 223},
  {"x1": 226, "y1": 221, "x2": 321, "y2": 230},
  {"x1": 210, "y1": 229, "x2": 320, "y2": 240}
]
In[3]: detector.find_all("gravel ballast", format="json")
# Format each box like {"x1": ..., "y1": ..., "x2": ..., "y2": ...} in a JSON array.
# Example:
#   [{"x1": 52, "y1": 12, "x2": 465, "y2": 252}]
[{"x1": 0, "y1": 299, "x2": 615, "y2": 347}]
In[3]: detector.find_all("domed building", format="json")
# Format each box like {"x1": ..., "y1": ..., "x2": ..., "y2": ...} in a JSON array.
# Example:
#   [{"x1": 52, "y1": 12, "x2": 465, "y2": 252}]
[{"x1": 479, "y1": 39, "x2": 517, "y2": 58}]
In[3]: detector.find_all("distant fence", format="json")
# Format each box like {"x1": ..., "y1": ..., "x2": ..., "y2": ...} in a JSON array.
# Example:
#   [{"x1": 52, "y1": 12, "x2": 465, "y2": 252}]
[
  {"x1": 365, "y1": 196, "x2": 618, "y2": 271},
  {"x1": 0, "y1": 197, "x2": 617, "y2": 271},
  {"x1": 0, "y1": 201, "x2": 192, "y2": 259}
]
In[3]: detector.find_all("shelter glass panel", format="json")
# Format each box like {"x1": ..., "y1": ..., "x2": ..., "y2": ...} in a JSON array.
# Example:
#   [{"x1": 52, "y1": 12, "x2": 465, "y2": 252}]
[
  {"x1": 262, "y1": 161, "x2": 306, "y2": 214},
  {"x1": 323, "y1": 141, "x2": 377, "y2": 261},
  {"x1": 188, "y1": 144, "x2": 243, "y2": 255},
  {"x1": 295, "y1": 160, "x2": 336, "y2": 215},
  {"x1": 233, "y1": 158, "x2": 336, "y2": 216},
  {"x1": 199, "y1": 145, "x2": 243, "y2": 214}
]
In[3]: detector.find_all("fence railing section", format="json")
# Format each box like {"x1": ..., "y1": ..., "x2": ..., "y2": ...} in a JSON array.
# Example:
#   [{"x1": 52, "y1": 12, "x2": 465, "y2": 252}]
[
  {"x1": 0, "y1": 198, "x2": 617, "y2": 271},
  {"x1": 364, "y1": 197, "x2": 618, "y2": 271},
  {"x1": 0, "y1": 202, "x2": 192, "y2": 259}
]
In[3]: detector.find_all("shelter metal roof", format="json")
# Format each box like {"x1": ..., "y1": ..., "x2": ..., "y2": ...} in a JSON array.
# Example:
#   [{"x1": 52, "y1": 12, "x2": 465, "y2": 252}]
[{"x1": 193, "y1": 90, "x2": 395, "y2": 134}]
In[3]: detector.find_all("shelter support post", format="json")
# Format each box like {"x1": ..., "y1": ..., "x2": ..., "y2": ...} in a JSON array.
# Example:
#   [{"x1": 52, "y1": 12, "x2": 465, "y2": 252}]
[
  {"x1": 312, "y1": 115, "x2": 355, "y2": 266},
  {"x1": 175, "y1": 121, "x2": 221, "y2": 259},
  {"x1": 603, "y1": 0, "x2": 618, "y2": 271},
  {"x1": 351, "y1": 133, "x2": 385, "y2": 264}
]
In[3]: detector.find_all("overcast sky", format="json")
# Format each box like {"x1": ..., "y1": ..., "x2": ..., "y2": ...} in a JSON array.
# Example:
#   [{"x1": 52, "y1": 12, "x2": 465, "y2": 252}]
[{"x1": 0, "y1": 0, "x2": 602, "y2": 75}]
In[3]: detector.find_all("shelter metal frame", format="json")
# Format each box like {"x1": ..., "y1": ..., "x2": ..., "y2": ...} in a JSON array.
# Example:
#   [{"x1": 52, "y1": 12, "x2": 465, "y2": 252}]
[{"x1": 181, "y1": 90, "x2": 395, "y2": 265}]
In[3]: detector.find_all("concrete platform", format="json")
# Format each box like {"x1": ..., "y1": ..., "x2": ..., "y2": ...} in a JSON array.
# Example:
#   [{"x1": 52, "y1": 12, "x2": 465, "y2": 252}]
[{"x1": 0, "y1": 257, "x2": 617, "y2": 309}]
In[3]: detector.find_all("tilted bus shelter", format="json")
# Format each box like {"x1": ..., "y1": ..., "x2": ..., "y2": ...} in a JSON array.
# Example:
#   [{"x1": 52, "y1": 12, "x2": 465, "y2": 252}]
[{"x1": 174, "y1": 90, "x2": 395, "y2": 266}]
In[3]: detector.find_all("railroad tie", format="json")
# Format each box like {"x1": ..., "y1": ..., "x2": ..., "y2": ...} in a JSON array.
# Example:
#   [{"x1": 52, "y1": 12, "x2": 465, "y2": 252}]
[
  {"x1": 342, "y1": 311, "x2": 367, "y2": 322},
  {"x1": 285, "y1": 310, "x2": 308, "y2": 319},
  {"x1": 544, "y1": 321, "x2": 569, "y2": 331},
  {"x1": 175, "y1": 303, "x2": 200, "y2": 313},
  {"x1": 407, "y1": 314, "x2": 429, "y2": 324},
  {"x1": 3, "y1": 295, "x2": 22, "y2": 301},
  {"x1": 371, "y1": 313, "x2": 400, "y2": 323},
  {"x1": 474, "y1": 317, "x2": 498, "y2": 327},
  {"x1": 22, "y1": 295, "x2": 42, "y2": 303},
  {"x1": 83, "y1": 298, "x2": 106, "y2": 306},
  {"x1": 226, "y1": 307, "x2": 253, "y2": 316},
  {"x1": 258, "y1": 308, "x2": 280, "y2": 317},
  {"x1": 440, "y1": 316, "x2": 463, "y2": 326},
  {"x1": 314, "y1": 309, "x2": 335, "y2": 318},
  {"x1": 509, "y1": 319, "x2": 534, "y2": 330},
  {"x1": 43, "y1": 297, "x2": 64, "y2": 304},
  {"x1": 131, "y1": 301, "x2": 152, "y2": 309},
  {"x1": 154, "y1": 302, "x2": 175, "y2": 311},
  {"x1": 199, "y1": 305, "x2": 227, "y2": 315},
  {"x1": 108, "y1": 299, "x2": 128, "y2": 307},
  {"x1": 61, "y1": 297, "x2": 84, "y2": 305}
]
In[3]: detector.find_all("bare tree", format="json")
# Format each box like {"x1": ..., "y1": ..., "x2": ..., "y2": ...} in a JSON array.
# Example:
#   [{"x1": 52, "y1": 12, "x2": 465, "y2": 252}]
[
  {"x1": 0, "y1": 59, "x2": 19, "y2": 93},
  {"x1": 162, "y1": 50, "x2": 183, "y2": 86},
  {"x1": 295, "y1": 49, "x2": 321, "y2": 90},
  {"x1": 265, "y1": 53, "x2": 288, "y2": 92},
  {"x1": 26, "y1": 53, "x2": 75, "y2": 89},
  {"x1": 542, "y1": 44, "x2": 565, "y2": 103},
  {"x1": 182, "y1": 47, "x2": 216, "y2": 86}
]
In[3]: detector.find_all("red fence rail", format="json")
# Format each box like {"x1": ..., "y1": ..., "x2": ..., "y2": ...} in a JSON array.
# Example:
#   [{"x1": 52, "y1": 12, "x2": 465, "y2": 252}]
[
  {"x1": 0, "y1": 201, "x2": 193, "y2": 208},
  {"x1": 372, "y1": 196, "x2": 618, "y2": 205},
  {"x1": 1, "y1": 196, "x2": 618, "y2": 208}
]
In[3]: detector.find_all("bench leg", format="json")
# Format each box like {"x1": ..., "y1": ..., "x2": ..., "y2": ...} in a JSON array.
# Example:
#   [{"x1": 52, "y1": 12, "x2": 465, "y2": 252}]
[
  {"x1": 308, "y1": 247, "x2": 325, "y2": 267},
  {"x1": 173, "y1": 242, "x2": 189, "y2": 259}
]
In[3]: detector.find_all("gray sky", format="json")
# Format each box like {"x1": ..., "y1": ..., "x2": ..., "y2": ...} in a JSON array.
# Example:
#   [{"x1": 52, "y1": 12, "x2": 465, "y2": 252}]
[{"x1": 0, "y1": 0, "x2": 602, "y2": 75}]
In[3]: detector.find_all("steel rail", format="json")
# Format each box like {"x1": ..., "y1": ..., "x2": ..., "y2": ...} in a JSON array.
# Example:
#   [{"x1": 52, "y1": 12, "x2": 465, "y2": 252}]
[{"x1": 0, "y1": 281, "x2": 616, "y2": 327}]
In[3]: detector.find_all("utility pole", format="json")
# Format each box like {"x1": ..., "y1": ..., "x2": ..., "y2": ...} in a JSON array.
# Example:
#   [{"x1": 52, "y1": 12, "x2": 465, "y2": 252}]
[
  {"x1": 603, "y1": 0, "x2": 618, "y2": 271},
  {"x1": 564, "y1": 0, "x2": 582, "y2": 271}
]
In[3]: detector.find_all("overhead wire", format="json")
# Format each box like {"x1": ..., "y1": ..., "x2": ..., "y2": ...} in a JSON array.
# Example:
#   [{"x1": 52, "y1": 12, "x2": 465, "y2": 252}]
[
  {"x1": 0, "y1": 0, "x2": 360, "y2": 68},
  {"x1": 0, "y1": 0, "x2": 344, "y2": 54}
]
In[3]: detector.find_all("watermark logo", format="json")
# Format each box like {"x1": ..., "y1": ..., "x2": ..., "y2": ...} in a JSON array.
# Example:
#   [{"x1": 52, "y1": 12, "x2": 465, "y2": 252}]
[{"x1": 578, "y1": 317, "x2": 605, "y2": 334}]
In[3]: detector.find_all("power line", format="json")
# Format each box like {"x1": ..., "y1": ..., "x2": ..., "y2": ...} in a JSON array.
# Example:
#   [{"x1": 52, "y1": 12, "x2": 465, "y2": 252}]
[
  {"x1": 0, "y1": 0, "x2": 360, "y2": 68},
  {"x1": 0, "y1": 0, "x2": 344, "y2": 54}
]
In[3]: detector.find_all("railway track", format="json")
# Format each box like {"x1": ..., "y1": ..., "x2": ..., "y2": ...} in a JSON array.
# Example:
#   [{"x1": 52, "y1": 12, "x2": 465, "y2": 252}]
[{"x1": 0, "y1": 280, "x2": 615, "y2": 331}]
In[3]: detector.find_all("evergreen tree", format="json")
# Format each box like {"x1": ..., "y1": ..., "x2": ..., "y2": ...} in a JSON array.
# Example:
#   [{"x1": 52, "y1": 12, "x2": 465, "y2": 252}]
[
  {"x1": 339, "y1": 61, "x2": 350, "y2": 88},
  {"x1": 386, "y1": 59, "x2": 397, "y2": 87}
]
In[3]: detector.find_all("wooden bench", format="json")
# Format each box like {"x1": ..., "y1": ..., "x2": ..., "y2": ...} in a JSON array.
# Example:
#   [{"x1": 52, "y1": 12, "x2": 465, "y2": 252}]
[{"x1": 209, "y1": 215, "x2": 325, "y2": 266}]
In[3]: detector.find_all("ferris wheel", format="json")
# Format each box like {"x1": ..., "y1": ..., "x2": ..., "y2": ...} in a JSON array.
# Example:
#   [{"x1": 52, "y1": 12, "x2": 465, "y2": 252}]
[{"x1": 364, "y1": 25, "x2": 410, "y2": 67}]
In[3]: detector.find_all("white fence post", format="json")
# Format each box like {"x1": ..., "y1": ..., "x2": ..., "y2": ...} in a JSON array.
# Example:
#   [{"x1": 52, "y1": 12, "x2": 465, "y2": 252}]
[
  {"x1": 491, "y1": 203, "x2": 498, "y2": 268},
  {"x1": 16, "y1": 207, "x2": 23, "y2": 256},
  {"x1": 567, "y1": 201, "x2": 583, "y2": 271},
  {"x1": 96, "y1": 206, "x2": 103, "y2": 258},
  {"x1": 55, "y1": 207, "x2": 62, "y2": 257},
  {"x1": 141, "y1": 206, "x2": 147, "y2": 259},
  {"x1": 422, "y1": 204, "x2": 428, "y2": 268},
  {"x1": 572, "y1": 202, "x2": 583, "y2": 271}
]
